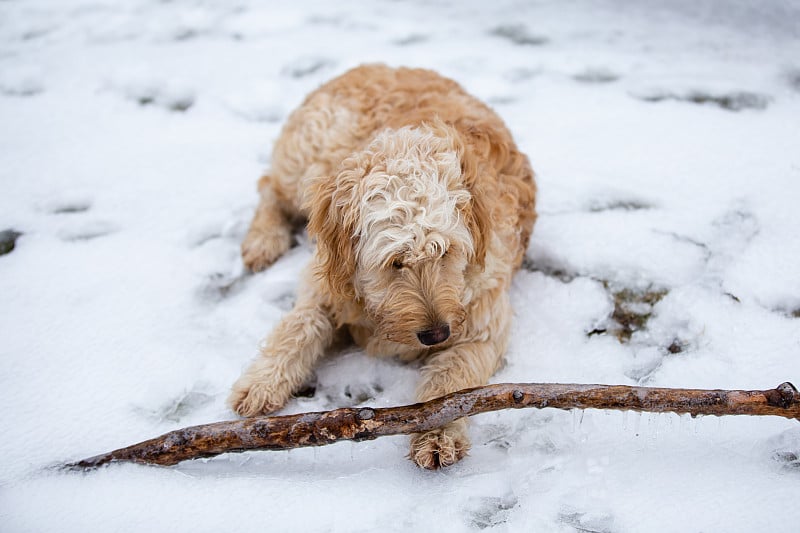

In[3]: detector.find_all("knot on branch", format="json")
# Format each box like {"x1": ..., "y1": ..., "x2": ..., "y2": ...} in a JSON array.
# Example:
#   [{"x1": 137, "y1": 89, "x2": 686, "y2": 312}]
[{"x1": 766, "y1": 382, "x2": 799, "y2": 409}]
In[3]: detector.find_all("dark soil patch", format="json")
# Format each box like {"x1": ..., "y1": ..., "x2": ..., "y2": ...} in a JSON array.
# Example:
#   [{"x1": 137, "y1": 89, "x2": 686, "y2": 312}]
[
  {"x1": 0, "y1": 229, "x2": 22, "y2": 256},
  {"x1": 610, "y1": 286, "x2": 667, "y2": 342},
  {"x1": 592, "y1": 284, "x2": 668, "y2": 343}
]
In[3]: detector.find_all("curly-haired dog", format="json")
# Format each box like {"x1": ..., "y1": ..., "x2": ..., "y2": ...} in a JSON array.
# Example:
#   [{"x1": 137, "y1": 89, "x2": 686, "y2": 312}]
[{"x1": 229, "y1": 64, "x2": 536, "y2": 469}]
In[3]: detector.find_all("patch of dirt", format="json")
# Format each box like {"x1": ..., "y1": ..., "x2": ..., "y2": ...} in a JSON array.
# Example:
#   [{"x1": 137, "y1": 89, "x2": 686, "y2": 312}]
[
  {"x1": 587, "y1": 284, "x2": 668, "y2": 343},
  {"x1": 609, "y1": 286, "x2": 668, "y2": 342},
  {"x1": 0, "y1": 229, "x2": 23, "y2": 256}
]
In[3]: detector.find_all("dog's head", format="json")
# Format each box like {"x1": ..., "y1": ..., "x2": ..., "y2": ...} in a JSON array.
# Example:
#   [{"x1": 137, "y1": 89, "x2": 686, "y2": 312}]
[{"x1": 307, "y1": 120, "x2": 490, "y2": 348}]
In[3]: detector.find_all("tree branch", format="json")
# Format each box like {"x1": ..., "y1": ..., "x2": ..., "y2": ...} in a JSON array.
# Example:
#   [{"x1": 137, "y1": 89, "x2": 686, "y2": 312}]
[{"x1": 67, "y1": 381, "x2": 800, "y2": 469}]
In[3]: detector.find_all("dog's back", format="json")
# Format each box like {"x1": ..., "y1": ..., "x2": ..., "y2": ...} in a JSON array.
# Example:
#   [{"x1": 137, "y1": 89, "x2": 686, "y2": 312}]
[{"x1": 265, "y1": 64, "x2": 536, "y2": 268}]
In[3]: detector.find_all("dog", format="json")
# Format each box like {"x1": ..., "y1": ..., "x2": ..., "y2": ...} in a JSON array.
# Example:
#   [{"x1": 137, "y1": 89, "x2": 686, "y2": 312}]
[{"x1": 228, "y1": 64, "x2": 536, "y2": 469}]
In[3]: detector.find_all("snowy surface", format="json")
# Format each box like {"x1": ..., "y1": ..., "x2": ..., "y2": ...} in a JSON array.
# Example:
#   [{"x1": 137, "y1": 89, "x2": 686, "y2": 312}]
[{"x1": 2, "y1": 0, "x2": 800, "y2": 531}]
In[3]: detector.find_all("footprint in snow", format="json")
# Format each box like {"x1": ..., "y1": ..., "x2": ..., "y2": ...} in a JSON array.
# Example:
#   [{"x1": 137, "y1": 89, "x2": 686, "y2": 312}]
[
  {"x1": 767, "y1": 427, "x2": 800, "y2": 471},
  {"x1": 57, "y1": 220, "x2": 119, "y2": 242},
  {"x1": 139, "y1": 386, "x2": 216, "y2": 423},
  {"x1": 558, "y1": 509, "x2": 616, "y2": 533},
  {"x1": 784, "y1": 68, "x2": 800, "y2": 93},
  {"x1": 106, "y1": 71, "x2": 196, "y2": 113},
  {"x1": 488, "y1": 24, "x2": 549, "y2": 46},
  {"x1": 466, "y1": 495, "x2": 518, "y2": 530},
  {"x1": 391, "y1": 34, "x2": 429, "y2": 46},
  {"x1": 199, "y1": 271, "x2": 249, "y2": 301},
  {"x1": 224, "y1": 83, "x2": 286, "y2": 123},
  {"x1": 585, "y1": 197, "x2": 653, "y2": 213},
  {"x1": 573, "y1": 68, "x2": 620, "y2": 84},
  {"x1": 0, "y1": 66, "x2": 45, "y2": 97},
  {"x1": 632, "y1": 88, "x2": 770, "y2": 111},
  {"x1": 319, "y1": 379, "x2": 385, "y2": 408},
  {"x1": 504, "y1": 67, "x2": 541, "y2": 83},
  {"x1": 41, "y1": 195, "x2": 93, "y2": 215},
  {"x1": 282, "y1": 56, "x2": 336, "y2": 79}
]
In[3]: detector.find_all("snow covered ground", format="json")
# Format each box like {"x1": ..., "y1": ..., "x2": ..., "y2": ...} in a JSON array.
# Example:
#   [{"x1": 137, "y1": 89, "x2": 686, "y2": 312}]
[{"x1": 2, "y1": 0, "x2": 800, "y2": 530}]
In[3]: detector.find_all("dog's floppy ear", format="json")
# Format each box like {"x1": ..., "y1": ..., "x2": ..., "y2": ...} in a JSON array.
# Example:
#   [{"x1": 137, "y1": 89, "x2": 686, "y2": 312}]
[
  {"x1": 458, "y1": 128, "x2": 499, "y2": 269},
  {"x1": 463, "y1": 177, "x2": 491, "y2": 269},
  {"x1": 306, "y1": 157, "x2": 365, "y2": 300}
]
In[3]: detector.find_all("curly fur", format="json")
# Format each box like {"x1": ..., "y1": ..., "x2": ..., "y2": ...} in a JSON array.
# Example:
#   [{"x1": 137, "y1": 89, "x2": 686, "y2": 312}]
[{"x1": 230, "y1": 64, "x2": 536, "y2": 469}]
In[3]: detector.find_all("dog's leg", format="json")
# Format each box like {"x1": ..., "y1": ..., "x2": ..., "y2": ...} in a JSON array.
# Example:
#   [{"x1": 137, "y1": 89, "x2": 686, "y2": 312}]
[
  {"x1": 410, "y1": 342, "x2": 501, "y2": 468},
  {"x1": 241, "y1": 176, "x2": 293, "y2": 272},
  {"x1": 410, "y1": 291, "x2": 511, "y2": 469},
  {"x1": 228, "y1": 274, "x2": 334, "y2": 417}
]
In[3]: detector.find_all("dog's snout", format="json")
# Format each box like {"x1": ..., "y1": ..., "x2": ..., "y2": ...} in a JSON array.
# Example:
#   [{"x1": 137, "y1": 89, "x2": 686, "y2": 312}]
[{"x1": 416, "y1": 324, "x2": 451, "y2": 346}]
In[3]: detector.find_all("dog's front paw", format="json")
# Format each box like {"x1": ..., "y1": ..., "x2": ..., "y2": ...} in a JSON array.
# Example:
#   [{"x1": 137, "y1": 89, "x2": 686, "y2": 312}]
[
  {"x1": 227, "y1": 374, "x2": 292, "y2": 417},
  {"x1": 409, "y1": 422, "x2": 470, "y2": 469},
  {"x1": 241, "y1": 228, "x2": 291, "y2": 272}
]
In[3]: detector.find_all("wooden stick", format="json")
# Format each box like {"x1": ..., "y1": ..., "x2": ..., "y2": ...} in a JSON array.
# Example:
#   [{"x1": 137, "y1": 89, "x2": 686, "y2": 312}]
[{"x1": 67, "y1": 381, "x2": 800, "y2": 469}]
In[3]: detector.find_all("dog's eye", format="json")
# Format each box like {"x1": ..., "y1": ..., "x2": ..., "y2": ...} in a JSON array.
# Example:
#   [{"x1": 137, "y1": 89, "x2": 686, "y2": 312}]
[{"x1": 392, "y1": 259, "x2": 404, "y2": 270}]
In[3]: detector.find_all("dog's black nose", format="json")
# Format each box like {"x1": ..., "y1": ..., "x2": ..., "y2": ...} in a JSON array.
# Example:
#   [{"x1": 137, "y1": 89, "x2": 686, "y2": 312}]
[{"x1": 417, "y1": 324, "x2": 451, "y2": 346}]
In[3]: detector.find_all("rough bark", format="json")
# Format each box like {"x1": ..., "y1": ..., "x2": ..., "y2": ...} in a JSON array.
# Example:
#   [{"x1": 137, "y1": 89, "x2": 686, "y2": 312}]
[{"x1": 67, "y1": 381, "x2": 800, "y2": 469}]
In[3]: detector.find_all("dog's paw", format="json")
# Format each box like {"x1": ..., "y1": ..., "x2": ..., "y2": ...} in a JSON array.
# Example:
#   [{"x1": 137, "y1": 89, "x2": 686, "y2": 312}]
[
  {"x1": 241, "y1": 228, "x2": 291, "y2": 272},
  {"x1": 227, "y1": 375, "x2": 292, "y2": 417},
  {"x1": 409, "y1": 423, "x2": 470, "y2": 469}
]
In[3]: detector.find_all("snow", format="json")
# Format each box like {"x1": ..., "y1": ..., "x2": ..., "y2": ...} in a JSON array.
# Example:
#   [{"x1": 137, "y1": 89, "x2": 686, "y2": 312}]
[{"x1": 1, "y1": 0, "x2": 800, "y2": 530}]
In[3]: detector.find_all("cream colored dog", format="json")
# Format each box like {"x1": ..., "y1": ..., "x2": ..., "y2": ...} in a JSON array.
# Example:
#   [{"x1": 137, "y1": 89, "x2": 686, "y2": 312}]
[{"x1": 229, "y1": 64, "x2": 536, "y2": 469}]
